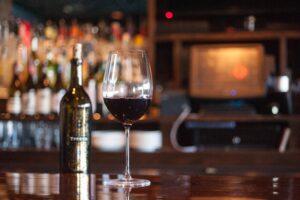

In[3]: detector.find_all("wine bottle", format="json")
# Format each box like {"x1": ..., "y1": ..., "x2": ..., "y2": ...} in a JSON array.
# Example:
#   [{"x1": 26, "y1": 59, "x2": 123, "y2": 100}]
[
  {"x1": 36, "y1": 57, "x2": 51, "y2": 115},
  {"x1": 7, "y1": 62, "x2": 22, "y2": 115},
  {"x1": 60, "y1": 43, "x2": 92, "y2": 173},
  {"x1": 51, "y1": 63, "x2": 66, "y2": 114},
  {"x1": 21, "y1": 60, "x2": 36, "y2": 116}
]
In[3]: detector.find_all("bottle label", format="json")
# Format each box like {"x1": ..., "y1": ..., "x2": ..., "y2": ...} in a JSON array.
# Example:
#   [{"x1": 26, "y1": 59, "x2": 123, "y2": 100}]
[
  {"x1": 62, "y1": 105, "x2": 91, "y2": 172},
  {"x1": 36, "y1": 88, "x2": 51, "y2": 114},
  {"x1": 7, "y1": 91, "x2": 21, "y2": 114},
  {"x1": 22, "y1": 89, "x2": 36, "y2": 115},
  {"x1": 51, "y1": 89, "x2": 66, "y2": 113}
]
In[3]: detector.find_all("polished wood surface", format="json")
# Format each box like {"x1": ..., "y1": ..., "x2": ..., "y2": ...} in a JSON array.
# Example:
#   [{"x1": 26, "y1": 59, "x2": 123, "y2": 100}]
[
  {"x1": 1, "y1": 172, "x2": 300, "y2": 199},
  {"x1": 155, "y1": 30, "x2": 300, "y2": 42},
  {"x1": 1, "y1": 150, "x2": 300, "y2": 177}
]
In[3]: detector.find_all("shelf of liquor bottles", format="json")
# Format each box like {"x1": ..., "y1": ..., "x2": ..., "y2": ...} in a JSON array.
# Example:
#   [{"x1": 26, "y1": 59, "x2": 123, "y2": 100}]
[
  {"x1": 0, "y1": 15, "x2": 148, "y2": 113},
  {"x1": 0, "y1": 16, "x2": 158, "y2": 152}
]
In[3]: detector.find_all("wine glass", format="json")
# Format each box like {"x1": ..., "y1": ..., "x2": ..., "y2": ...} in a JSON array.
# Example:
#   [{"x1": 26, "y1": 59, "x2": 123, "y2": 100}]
[{"x1": 102, "y1": 49, "x2": 153, "y2": 187}]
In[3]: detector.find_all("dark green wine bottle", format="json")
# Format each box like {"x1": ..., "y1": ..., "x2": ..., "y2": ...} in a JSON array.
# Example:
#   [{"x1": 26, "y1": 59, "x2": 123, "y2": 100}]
[
  {"x1": 36, "y1": 56, "x2": 51, "y2": 116},
  {"x1": 51, "y1": 63, "x2": 66, "y2": 115},
  {"x1": 7, "y1": 62, "x2": 22, "y2": 115},
  {"x1": 22, "y1": 59, "x2": 36, "y2": 116},
  {"x1": 59, "y1": 43, "x2": 92, "y2": 173}
]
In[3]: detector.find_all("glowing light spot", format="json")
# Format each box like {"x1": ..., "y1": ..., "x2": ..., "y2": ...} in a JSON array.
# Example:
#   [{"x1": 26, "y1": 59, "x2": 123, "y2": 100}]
[
  {"x1": 165, "y1": 11, "x2": 174, "y2": 19},
  {"x1": 93, "y1": 113, "x2": 101, "y2": 120},
  {"x1": 273, "y1": 177, "x2": 279, "y2": 182},
  {"x1": 271, "y1": 106, "x2": 279, "y2": 115},
  {"x1": 232, "y1": 64, "x2": 249, "y2": 80},
  {"x1": 230, "y1": 89, "x2": 237, "y2": 96}
]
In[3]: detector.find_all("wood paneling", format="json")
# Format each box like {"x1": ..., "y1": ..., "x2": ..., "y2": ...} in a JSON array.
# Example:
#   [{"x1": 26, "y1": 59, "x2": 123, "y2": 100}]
[
  {"x1": 0, "y1": 0, "x2": 12, "y2": 19},
  {"x1": 155, "y1": 30, "x2": 300, "y2": 86}
]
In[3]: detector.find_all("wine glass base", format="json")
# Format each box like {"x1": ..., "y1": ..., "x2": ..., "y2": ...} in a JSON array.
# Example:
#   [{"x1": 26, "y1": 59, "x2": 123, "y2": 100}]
[{"x1": 104, "y1": 178, "x2": 151, "y2": 188}]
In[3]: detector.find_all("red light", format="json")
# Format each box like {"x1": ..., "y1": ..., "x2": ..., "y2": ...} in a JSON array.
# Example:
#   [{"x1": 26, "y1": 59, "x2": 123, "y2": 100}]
[
  {"x1": 165, "y1": 11, "x2": 174, "y2": 19},
  {"x1": 232, "y1": 64, "x2": 249, "y2": 80}
]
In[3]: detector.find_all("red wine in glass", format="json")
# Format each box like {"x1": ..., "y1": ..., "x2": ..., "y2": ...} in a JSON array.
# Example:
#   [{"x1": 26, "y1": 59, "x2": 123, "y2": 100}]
[{"x1": 104, "y1": 97, "x2": 151, "y2": 124}]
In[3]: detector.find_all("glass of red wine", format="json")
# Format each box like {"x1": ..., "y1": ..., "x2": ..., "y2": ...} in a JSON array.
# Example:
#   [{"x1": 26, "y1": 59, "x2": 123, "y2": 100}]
[{"x1": 102, "y1": 49, "x2": 153, "y2": 187}]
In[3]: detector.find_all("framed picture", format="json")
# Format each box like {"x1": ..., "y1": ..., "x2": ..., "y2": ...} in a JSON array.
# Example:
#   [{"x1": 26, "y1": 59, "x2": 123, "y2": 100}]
[{"x1": 190, "y1": 44, "x2": 266, "y2": 99}]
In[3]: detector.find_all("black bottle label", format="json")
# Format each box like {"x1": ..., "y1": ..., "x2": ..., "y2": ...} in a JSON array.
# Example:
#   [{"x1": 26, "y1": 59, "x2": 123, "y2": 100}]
[{"x1": 63, "y1": 105, "x2": 91, "y2": 173}]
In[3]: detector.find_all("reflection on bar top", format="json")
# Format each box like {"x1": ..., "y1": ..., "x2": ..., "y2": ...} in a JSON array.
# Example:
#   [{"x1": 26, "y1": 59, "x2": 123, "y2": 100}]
[{"x1": 1, "y1": 172, "x2": 300, "y2": 199}]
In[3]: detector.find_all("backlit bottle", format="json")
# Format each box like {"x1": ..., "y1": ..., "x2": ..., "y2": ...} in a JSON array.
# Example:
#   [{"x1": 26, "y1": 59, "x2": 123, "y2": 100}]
[
  {"x1": 51, "y1": 63, "x2": 66, "y2": 114},
  {"x1": 21, "y1": 60, "x2": 36, "y2": 116},
  {"x1": 7, "y1": 62, "x2": 22, "y2": 115},
  {"x1": 36, "y1": 56, "x2": 51, "y2": 115}
]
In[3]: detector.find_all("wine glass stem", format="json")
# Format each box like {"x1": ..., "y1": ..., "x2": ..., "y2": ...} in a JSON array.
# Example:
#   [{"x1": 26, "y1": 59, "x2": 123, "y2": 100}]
[{"x1": 124, "y1": 124, "x2": 132, "y2": 181}]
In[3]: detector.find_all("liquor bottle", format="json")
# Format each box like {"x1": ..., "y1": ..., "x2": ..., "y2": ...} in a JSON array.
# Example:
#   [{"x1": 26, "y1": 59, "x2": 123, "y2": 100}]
[
  {"x1": 7, "y1": 62, "x2": 22, "y2": 115},
  {"x1": 44, "y1": 20, "x2": 57, "y2": 40},
  {"x1": 95, "y1": 61, "x2": 105, "y2": 115},
  {"x1": 16, "y1": 42, "x2": 28, "y2": 84},
  {"x1": 45, "y1": 50, "x2": 56, "y2": 87},
  {"x1": 0, "y1": 44, "x2": 8, "y2": 86},
  {"x1": 21, "y1": 60, "x2": 36, "y2": 116},
  {"x1": 84, "y1": 63, "x2": 96, "y2": 113},
  {"x1": 36, "y1": 57, "x2": 51, "y2": 116},
  {"x1": 51, "y1": 63, "x2": 66, "y2": 114},
  {"x1": 58, "y1": 18, "x2": 68, "y2": 41},
  {"x1": 60, "y1": 43, "x2": 92, "y2": 173},
  {"x1": 30, "y1": 35, "x2": 40, "y2": 84},
  {"x1": 70, "y1": 19, "x2": 80, "y2": 39}
]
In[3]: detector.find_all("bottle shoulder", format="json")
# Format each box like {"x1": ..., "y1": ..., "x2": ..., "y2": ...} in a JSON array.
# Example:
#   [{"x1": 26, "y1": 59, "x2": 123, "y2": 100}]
[
  {"x1": 23, "y1": 78, "x2": 36, "y2": 91},
  {"x1": 9, "y1": 77, "x2": 22, "y2": 94},
  {"x1": 61, "y1": 87, "x2": 92, "y2": 106}
]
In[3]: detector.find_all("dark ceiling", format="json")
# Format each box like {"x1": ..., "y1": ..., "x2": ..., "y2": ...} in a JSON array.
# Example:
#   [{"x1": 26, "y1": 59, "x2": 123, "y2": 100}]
[
  {"x1": 12, "y1": 0, "x2": 300, "y2": 23},
  {"x1": 13, "y1": 0, "x2": 147, "y2": 21}
]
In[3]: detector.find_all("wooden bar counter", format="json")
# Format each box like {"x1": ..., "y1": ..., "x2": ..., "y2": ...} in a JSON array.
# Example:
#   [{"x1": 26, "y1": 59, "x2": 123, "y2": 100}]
[
  {"x1": 1, "y1": 172, "x2": 300, "y2": 199},
  {"x1": 0, "y1": 114, "x2": 300, "y2": 199}
]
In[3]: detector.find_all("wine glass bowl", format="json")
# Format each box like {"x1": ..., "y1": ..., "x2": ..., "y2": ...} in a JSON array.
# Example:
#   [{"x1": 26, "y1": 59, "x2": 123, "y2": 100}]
[{"x1": 102, "y1": 49, "x2": 153, "y2": 187}]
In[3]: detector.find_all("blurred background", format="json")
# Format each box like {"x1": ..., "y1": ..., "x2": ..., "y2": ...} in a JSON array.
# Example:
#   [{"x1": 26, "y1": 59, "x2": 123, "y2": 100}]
[{"x1": 1, "y1": 0, "x2": 300, "y2": 175}]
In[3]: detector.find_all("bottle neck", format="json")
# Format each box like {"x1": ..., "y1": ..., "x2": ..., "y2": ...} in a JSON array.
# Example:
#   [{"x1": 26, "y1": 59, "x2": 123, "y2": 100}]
[
  {"x1": 31, "y1": 37, "x2": 38, "y2": 52},
  {"x1": 31, "y1": 51, "x2": 38, "y2": 61},
  {"x1": 55, "y1": 65, "x2": 63, "y2": 89},
  {"x1": 27, "y1": 60, "x2": 34, "y2": 76},
  {"x1": 13, "y1": 63, "x2": 21, "y2": 76},
  {"x1": 42, "y1": 63, "x2": 48, "y2": 75},
  {"x1": 56, "y1": 64, "x2": 63, "y2": 82},
  {"x1": 70, "y1": 58, "x2": 83, "y2": 87}
]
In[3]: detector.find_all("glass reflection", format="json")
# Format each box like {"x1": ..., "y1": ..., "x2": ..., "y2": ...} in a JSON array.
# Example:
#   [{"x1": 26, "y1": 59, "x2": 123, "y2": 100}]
[
  {"x1": 97, "y1": 186, "x2": 133, "y2": 200},
  {"x1": 97, "y1": 174, "x2": 153, "y2": 200}
]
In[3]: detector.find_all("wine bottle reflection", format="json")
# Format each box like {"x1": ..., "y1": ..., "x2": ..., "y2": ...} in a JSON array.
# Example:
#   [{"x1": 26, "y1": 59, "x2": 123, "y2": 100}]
[{"x1": 59, "y1": 173, "x2": 95, "y2": 200}]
